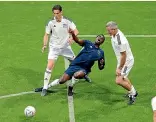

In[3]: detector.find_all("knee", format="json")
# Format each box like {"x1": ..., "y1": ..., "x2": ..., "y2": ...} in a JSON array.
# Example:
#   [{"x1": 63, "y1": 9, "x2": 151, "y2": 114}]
[
  {"x1": 74, "y1": 72, "x2": 84, "y2": 79},
  {"x1": 47, "y1": 60, "x2": 55, "y2": 70},
  {"x1": 115, "y1": 77, "x2": 123, "y2": 85},
  {"x1": 47, "y1": 64, "x2": 54, "y2": 70},
  {"x1": 73, "y1": 73, "x2": 79, "y2": 79}
]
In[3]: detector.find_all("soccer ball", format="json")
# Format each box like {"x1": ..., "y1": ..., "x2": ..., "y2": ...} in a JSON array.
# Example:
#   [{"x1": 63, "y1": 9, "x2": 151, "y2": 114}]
[{"x1": 24, "y1": 106, "x2": 36, "y2": 117}]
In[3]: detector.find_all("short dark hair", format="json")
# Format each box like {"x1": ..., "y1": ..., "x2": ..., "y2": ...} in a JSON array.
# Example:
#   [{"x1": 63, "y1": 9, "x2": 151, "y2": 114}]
[
  {"x1": 52, "y1": 5, "x2": 62, "y2": 12},
  {"x1": 97, "y1": 34, "x2": 105, "y2": 41}
]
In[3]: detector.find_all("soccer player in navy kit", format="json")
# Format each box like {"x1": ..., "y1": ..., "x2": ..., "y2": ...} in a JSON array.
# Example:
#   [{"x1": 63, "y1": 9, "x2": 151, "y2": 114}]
[{"x1": 36, "y1": 31, "x2": 105, "y2": 96}]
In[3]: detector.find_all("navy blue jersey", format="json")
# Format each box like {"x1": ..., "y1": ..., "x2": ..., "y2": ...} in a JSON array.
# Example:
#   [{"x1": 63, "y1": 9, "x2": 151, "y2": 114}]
[{"x1": 70, "y1": 40, "x2": 104, "y2": 72}]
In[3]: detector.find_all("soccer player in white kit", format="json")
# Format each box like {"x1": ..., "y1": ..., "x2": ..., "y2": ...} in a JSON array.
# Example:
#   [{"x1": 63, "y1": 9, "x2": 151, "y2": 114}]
[
  {"x1": 35, "y1": 5, "x2": 80, "y2": 96},
  {"x1": 106, "y1": 21, "x2": 138, "y2": 105},
  {"x1": 152, "y1": 97, "x2": 156, "y2": 122}
]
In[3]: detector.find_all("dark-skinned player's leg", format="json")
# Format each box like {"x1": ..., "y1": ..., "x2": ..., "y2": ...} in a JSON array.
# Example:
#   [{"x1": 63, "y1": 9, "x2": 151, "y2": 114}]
[
  {"x1": 68, "y1": 70, "x2": 86, "y2": 96},
  {"x1": 41, "y1": 73, "x2": 71, "y2": 96},
  {"x1": 34, "y1": 73, "x2": 72, "y2": 93}
]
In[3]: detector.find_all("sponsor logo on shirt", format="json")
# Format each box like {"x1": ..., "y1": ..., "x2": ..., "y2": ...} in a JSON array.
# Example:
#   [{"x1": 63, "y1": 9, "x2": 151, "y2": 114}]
[{"x1": 63, "y1": 24, "x2": 68, "y2": 28}]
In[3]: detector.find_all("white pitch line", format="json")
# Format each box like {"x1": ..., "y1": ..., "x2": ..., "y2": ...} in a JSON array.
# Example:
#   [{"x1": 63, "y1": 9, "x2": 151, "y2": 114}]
[
  {"x1": 0, "y1": 88, "x2": 68, "y2": 100},
  {"x1": 78, "y1": 35, "x2": 156, "y2": 38},
  {"x1": 0, "y1": 91, "x2": 36, "y2": 99},
  {"x1": 68, "y1": 95, "x2": 75, "y2": 122}
]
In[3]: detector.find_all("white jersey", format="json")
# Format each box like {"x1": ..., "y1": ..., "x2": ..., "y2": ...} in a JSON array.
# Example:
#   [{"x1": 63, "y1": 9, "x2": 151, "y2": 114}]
[
  {"x1": 111, "y1": 29, "x2": 134, "y2": 65},
  {"x1": 46, "y1": 16, "x2": 76, "y2": 48}
]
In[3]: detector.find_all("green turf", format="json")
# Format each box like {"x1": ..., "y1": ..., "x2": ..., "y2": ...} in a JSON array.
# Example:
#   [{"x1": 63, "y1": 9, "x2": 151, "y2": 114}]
[{"x1": 0, "y1": 1, "x2": 156, "y2": 122}]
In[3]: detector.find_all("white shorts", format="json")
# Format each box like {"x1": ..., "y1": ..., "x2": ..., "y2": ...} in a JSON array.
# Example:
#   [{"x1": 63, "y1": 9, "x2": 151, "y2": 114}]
[
  {"x1": 152, "y1": 97, "x2": 156, "y2": 111},
  {"x1": 117, "y1": 59, "x2": 134, "y2": 78},
  {"x1": 48, "y1": 46, "x2": 75, "y2": 61}
]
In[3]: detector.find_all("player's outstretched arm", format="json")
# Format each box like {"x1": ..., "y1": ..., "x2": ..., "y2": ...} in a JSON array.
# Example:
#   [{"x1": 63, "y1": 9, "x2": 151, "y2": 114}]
[
  {"x1": 98, "y1": 58, "x2": 105, "y2": 70},
  {"x1": 70, "y1": 31, "x2": 84, "y2": 46},
  {"x1": 68, "y1": 28, "x2": 79, "y2": 45}
]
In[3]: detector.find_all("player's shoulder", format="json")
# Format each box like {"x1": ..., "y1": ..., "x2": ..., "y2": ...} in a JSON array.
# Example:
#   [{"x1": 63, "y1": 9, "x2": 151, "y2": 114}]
[
  {"x1": 118, "y1": 30, "x2": 126, "y2": 37},
  {"x1": 116, "y1": 29, "x2": 127, "y2": 44},
  {"x1": 84, "y1": 40, "x2": 91, "y2": 42},
  {"x1": 63, "y1": 16, "x2": 73, "y2": 23},
  {"x1": 46, "y1": 17, "x2": 55, "y2": 25},
  {"x1": 84, "y1": 40, "x2": 93, "y2": 44}
]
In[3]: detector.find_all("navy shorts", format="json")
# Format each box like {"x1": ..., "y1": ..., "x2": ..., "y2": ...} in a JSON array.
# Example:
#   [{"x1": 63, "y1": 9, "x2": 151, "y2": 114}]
[{"x1": 65, "y1": 65, "x2": 88, "y2": 77}]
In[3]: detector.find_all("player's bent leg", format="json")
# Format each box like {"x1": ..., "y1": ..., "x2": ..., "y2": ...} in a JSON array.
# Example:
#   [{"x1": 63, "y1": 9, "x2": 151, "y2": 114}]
[
  {"x1": 40, "y1": 74, "x2": 71, "y2": 96},
  {"x1": 116, "y1": 76, "x2": 138, "y2": 105},
  {"x1": 59, "y1": 73, "x2": 73, "y2": 96},
  {"x1": 116, "y1": 61, "x2": 138, "y2": 104},
  {"x1": 59, "y1": 73, "x2": 71, "y2": 84},
  {"x1": 115, "y1": 76, "x2": 131, "y2": 91},
  {"x1": 48, "y1": 73, "x2": 71, "y2": 88},
  {"x1": 124, "y1": 77, "x2": 136, "y2": 95},
  {"x1": 67, "y1": 70, "x2": 86, "y2": 96},
  {"x1": 123, "y1": 75, "x2": 137, "y2": 105},
  {"x1": 71, "y1": 70, "x2": 89, "y2": 85},
  {"x1": 73, "y1": 70, "x2": 86, "y2": 79}
]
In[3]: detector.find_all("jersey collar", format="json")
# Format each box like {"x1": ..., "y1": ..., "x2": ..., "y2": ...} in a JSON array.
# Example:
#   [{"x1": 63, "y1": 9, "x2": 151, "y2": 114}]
[{"x1": 54, "y1": 16, "x2": 65, "y2": 22}]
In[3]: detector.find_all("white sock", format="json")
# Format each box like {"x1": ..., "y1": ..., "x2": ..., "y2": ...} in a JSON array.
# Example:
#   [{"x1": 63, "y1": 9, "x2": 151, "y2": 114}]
[
  {"x1": 48, "y1": 79, "x2": 60, "y2": 88},
  {"x1": 72, "y1": 77, "x2": 79, "y2": 85},
  {"x1": 43, "y1": 68, "x2": 52, "y2": 90},
  {"x1": 128, "y1": 85, "x2": 136, "y2": 95},
  {"x1": 69, "y1": 77, "x2": 79, "y2": 86}
]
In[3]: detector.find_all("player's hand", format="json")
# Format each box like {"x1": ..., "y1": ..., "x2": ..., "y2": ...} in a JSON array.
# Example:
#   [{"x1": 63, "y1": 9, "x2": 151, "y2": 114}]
[
  {"x1": 42, "y1": 45, "x2": 47, "y2": 53},
  {"x1": 99, "y1": 59, "x2": 104, "y2": 64},
  {"x1": 68, "y1": 28, "x2": 73, "y2": 34},
  {"x1": 116, "y1": 68, "x2": 121, "y2": 76}
]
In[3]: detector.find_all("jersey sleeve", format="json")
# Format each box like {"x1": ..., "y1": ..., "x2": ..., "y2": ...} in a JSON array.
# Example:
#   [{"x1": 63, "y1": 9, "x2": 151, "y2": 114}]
[
  {"x1": 45, "y1": 21, "x2": 52, "y2": 34},
  {"x1": 116, "y1": 33, "x2": 127, "y2": 52},
  {"x1": 98, "y1": 50, "x2": 105, "y2": 70},
  {"x1": 118, "y1": 43, "x2": 127, "y2": 52},
  {"x1": 100, "y1": 50, "x2": 105, "y2": 59},
  {"x1": 69, "y1": 21, "x2": 76, "y2": 30},
  {"x1": 83, "y1": 40, "x2": 92, "y2": 46}
]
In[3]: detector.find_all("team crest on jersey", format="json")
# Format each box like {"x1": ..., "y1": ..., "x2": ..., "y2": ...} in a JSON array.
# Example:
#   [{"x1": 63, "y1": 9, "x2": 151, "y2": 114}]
[
  {"x1": 90, "y1": 46, "x2": 93, "y2": 48},
  {"x1": 63, "y1": 24, "x2": 68, "y2": 28}
]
